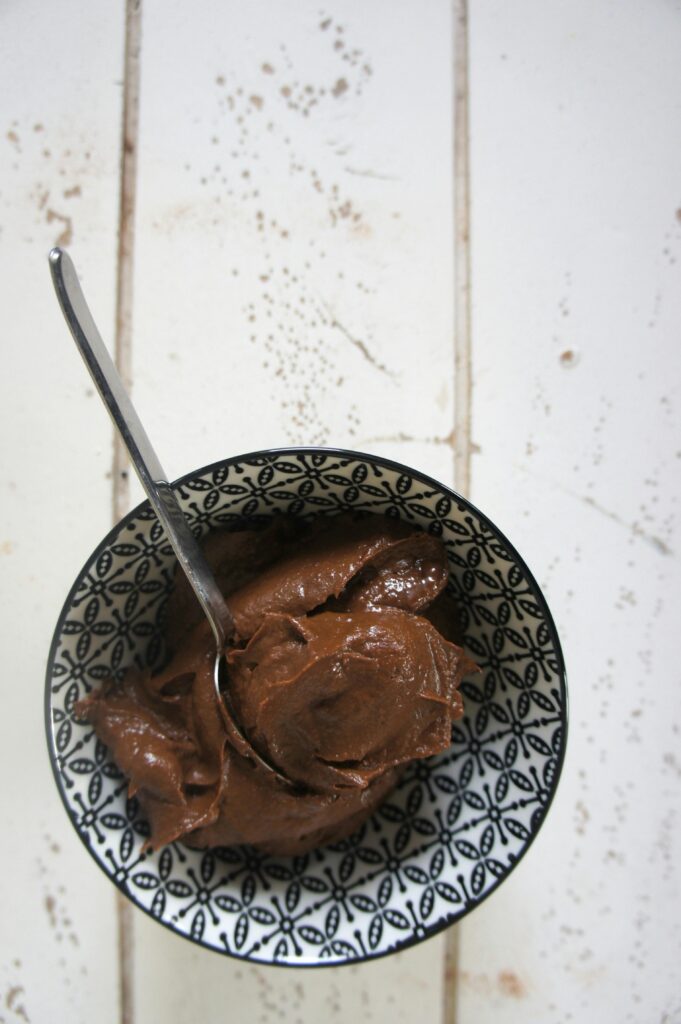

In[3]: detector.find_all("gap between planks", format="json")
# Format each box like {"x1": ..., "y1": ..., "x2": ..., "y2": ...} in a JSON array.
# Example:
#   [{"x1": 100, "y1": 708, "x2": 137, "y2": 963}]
[
  {"x1": 444, "y1": 1, "x2": 471, "y2": 1022},
  {"x1": 112, "y1": 2, "x2": 142, "y2": 1023},
  {"x1": 452, "y1": 0, "x2": 472, "y2": 501},
  {"x1": 113, "y1": 0, "x2": 142, "y2": 524}
]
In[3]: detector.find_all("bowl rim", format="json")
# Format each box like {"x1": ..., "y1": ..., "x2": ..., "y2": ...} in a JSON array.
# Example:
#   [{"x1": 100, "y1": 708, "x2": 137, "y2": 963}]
[{"x1": 45, "y1": 445, "x2": 568, "y2": 967}]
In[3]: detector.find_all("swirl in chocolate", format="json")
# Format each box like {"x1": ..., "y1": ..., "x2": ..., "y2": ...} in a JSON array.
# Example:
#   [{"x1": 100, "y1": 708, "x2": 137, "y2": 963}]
[{"x1": 77, "y1": 515, "x2": 475, "y2": 855}]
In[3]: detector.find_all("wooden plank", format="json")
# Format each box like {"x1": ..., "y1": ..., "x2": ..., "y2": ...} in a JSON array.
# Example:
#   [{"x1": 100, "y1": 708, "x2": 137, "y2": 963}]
[
  {"x1": 459, "y1": 2, "x2": 681, "y2": 1020},
  {"x1": 0, "y1": 1, "x2": 125, "y2": 1020},
  {"x1": 135, "y1": 938, "x2": 445, "y2": 1024},
  {"x1": 128, "y1": 0, "x2": 457, "y2": 1017},
  {"x1": 128, "y1": 0, "x2": 457, "y2": 495}
]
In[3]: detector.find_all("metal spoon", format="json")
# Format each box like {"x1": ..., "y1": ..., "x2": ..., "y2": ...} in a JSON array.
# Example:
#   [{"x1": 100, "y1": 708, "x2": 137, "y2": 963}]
[{"x1": 49, "y1": 247, "x2": 291, "y2": 786}]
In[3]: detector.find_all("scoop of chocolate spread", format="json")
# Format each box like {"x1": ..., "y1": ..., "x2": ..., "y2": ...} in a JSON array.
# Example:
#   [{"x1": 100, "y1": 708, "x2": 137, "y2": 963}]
[{"x1": 77, "y1": 514, "x2": 475, "y2": 855}]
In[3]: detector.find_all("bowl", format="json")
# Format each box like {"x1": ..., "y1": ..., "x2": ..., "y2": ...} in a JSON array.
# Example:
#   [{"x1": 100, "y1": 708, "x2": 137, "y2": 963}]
[{"x1": 45, "y1": 447, "x2": 567, "y2": 966}]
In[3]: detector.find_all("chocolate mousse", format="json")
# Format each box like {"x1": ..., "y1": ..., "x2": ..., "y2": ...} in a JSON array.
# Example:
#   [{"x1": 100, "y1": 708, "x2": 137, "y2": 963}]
[{"x1": 77, "y1": 514, "x2": 475, "y2": 855}]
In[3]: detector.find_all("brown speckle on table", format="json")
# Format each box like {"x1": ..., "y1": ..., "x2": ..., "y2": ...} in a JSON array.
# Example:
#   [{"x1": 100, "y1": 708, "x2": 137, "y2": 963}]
[
  {"x1": 362, "y1": 428, "x2": 458, "y2": 449},
  {"x1": 45, "y1": 208, "x2": 73, "y2": 246},
  {"x1": 5, "y1": 984, "x2": 30, "y2": 1022},
  {"x1": 560, "y1": 348, "x2": 579, "y2": 367},
  {"x1": 662, "y1": 751, "x2": 681, "y2": 777},
  {"x1": 43, "y1": 889, "x2": 80, "y2": 948},
  {"x1": 43, "y1": 833, "x2": 61, "y2": 854},
  {"x1": 44, "y1": 894, "x2": 57, "y2": 930},
  {"x1": 575, "y1": 800, "x2": 590, "y2": 836},
  {"x1": 498, "y1": 970, "x2": 526, "y2": 998}
]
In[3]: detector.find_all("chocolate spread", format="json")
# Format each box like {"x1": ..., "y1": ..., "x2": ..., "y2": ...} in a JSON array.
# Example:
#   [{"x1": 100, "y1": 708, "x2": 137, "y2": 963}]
[{"x1": 77, "y1": 514, "x2": 475, "y2": 855}]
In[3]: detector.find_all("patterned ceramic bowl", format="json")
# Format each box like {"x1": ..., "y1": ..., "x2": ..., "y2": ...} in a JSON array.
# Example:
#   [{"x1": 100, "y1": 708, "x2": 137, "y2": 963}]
[{"x1": 46, "y1": 448, "x2": 567, "y2": 967}]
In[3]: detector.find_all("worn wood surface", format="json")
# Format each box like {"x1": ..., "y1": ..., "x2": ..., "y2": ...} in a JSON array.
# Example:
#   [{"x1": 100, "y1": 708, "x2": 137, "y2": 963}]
[
  {"x1": 459, "y1": 2, "x2": 681, "y2": 1021},
  {"x1": 0, "y1": 2, "x2": 125, "y2": 1021},
  {"x1": 1, "y1": 2, "x2": 679, "y2": 1022}
]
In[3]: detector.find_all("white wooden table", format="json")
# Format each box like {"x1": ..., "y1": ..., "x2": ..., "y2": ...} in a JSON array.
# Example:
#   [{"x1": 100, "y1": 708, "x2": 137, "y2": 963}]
[{"x1": 1, "y1": 2, "x2": 680, "y2": 1021}]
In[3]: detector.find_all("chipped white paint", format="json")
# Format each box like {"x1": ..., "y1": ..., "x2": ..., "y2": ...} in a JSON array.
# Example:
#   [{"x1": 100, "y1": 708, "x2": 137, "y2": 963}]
[
  {"x1": 459, "y1": 2, "x2": 681, "y2": 1022},
  {"x1": 2, "y1": 0, "x2": 680, "y2": 1021},
  {"x1": 129, "y1": 0, "x2": 457, "y2": 496},
  {"x1": 0, "y1": 1, "x2": 125, "y2": 1021}
]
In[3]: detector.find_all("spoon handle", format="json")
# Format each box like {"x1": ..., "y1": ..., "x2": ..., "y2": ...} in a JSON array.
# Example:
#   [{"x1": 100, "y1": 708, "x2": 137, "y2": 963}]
[{"x1": 49, "y1": 247, "x2": 234, "y2": 648}]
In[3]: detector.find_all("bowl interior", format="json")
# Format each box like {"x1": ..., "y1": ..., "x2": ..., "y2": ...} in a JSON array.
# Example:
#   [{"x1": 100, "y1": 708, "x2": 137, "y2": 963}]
[{"x1": 46, "y1": 449, "x2": 566, "y2": 966}]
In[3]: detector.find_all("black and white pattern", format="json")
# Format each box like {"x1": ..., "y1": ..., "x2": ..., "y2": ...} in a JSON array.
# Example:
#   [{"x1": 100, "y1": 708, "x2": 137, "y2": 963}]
[{"x1": 45, "y1": 449, "x2": 567, "y2": 966}]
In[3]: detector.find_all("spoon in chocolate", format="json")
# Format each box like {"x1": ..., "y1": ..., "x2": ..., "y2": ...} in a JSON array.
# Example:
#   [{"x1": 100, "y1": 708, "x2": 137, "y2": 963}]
[{"x1": 49, "y1": 247, "x2": 293, "y2": 787}]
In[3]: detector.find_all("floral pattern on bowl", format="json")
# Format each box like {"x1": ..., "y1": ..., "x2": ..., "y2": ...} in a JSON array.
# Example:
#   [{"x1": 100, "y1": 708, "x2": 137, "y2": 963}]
[{"x1": 46, "y1": 448, "x2": 567, "y2": 966}]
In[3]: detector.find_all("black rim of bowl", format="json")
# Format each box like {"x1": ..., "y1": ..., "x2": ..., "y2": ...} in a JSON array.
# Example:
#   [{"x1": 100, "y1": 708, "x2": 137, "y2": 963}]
[{"x1": 45, "y1": 446, "x2": 569, "y2": 967}]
